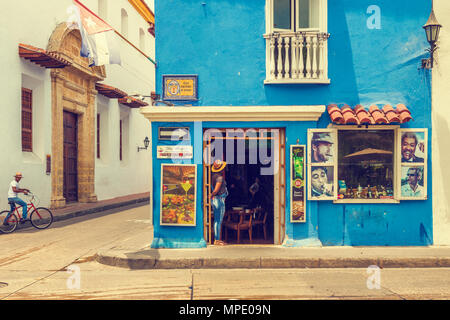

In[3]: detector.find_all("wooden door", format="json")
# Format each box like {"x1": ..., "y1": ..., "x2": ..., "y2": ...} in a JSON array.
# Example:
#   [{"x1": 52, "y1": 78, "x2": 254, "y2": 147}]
[
  {"x1": 63, "y1": 111, "x2": 78, "y2": 203},
  {"x1": 203, "y1": 140, "x2": 213, "y2": 244},
  {"x1": 277, "y1": 129, "x2": 286, "y2": 244}
]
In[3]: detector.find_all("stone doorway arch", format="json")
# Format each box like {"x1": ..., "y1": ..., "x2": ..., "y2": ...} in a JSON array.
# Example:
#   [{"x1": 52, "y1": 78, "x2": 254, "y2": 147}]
[{"x1": 47, "y1": 23, "x2": 105, "y2": 208}]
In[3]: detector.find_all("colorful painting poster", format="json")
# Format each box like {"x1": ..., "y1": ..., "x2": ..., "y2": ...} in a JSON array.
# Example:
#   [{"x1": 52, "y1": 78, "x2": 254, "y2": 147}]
[
  {"x1": 291, "y1": 145, "x2": 306, "y2": 223},
  {"x1": 160, "y1": 164, "x2": 197, "y2": 226}
]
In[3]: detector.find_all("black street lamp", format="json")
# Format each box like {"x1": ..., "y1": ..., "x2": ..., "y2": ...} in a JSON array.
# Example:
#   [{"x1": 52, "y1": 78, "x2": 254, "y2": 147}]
[
  {"x1": 138, "y1": 136, "x2": 150, "y2": 152},
  {"x1": 422, "y1": 4, "x2": 442, "y2": 69}
]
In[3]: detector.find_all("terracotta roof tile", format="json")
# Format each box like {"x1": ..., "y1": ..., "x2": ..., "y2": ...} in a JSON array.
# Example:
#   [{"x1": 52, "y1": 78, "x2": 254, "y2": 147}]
[
  {"x1": 341, "y1": 105, "x2": 358, "y2": 124},
  {"x1": 327, "y1": 104, "x2": 413, "y2": 125},
  {"x1": 119, "y1": 96, "x2": 149, "y2": 108},
  {"x1": 96, "y1": 83, "x2": 128, "y2": 99},
  {"x1": 19, "y1": 43, "x2": 71, "y2": 69},
  {"x1": 327, "y1": 104, "x2": 344, "y2": 124}
]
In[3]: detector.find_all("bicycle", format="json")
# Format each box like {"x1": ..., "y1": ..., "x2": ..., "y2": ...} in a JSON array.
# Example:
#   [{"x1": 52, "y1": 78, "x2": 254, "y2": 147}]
[{"x1": 0, "y1": 192, "x2": 53, "y2": 234}]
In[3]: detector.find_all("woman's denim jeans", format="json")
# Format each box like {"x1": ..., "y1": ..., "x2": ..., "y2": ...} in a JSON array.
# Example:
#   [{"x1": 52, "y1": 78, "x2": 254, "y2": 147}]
[{"x1": 212, "y1": 191, "x2": 228, "y2": 241}]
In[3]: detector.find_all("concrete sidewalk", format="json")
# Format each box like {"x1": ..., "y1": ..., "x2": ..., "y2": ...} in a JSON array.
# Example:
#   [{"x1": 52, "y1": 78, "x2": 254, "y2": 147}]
[
  {"x1": 14, "y1": 192, "x2": 150, "y2": 231},
  {"x1": 95, "y1": 229, "x2": 450, "y2": 269},
  {"x1": 50, "y1": 192, "x2": 150, "y2": 222}
]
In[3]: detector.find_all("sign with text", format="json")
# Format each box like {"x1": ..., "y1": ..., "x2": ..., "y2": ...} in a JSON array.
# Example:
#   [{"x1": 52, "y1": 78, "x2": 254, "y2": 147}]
[
  {"x1": 290, "y1": 145, "x2": 306, "y2": 223},
  {"x1": 157, "y1": 145, "x2": 193, "y2": 159},
  {"x1": 163, "y1": 75, "x2": 198, "y2": 101}
]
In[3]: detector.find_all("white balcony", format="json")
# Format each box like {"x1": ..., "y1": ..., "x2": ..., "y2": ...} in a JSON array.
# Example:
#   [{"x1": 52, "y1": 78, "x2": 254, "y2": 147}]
[{"x1": 264, "y1": 31, "x2": 330, "y2": 84}]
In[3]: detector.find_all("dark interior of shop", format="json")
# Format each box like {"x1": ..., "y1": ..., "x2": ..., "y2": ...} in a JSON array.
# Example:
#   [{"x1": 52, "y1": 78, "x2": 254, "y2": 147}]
[
  {"x1": 210, "y1": 133, "x2": 275, "y2": 245},
  {"x1": 338, "y1": 130, "x2": 395, "y2": 199}
]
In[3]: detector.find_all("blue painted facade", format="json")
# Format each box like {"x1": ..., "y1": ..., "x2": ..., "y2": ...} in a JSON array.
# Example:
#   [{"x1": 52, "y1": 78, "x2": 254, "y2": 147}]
[{"x1": 151, "y1": 0, "x2": 433, "y2": 248}]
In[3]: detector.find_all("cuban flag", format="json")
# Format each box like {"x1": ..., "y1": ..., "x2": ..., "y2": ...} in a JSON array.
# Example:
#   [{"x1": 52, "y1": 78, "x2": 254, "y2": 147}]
[{"x1": 73, "y1": 0, "x2": 121, "y2": 66}]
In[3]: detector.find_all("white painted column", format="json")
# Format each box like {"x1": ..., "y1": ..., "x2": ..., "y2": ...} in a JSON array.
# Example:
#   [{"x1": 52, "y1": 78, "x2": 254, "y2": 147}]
[{"x1": 432, "y1": 0, "x2": 450, "y2": 245}]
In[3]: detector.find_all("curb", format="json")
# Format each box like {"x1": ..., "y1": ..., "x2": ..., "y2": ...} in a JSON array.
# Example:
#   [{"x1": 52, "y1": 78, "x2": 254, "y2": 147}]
[
  {"x1": 95, "y1": 251, "x2": 450, "y2": 269},
  {"x1": 52, "y1": 197, "x2": 150, "y2": 223},
  {"x1": 12, "y1": 197, "x2": 150, "y2": 232}
]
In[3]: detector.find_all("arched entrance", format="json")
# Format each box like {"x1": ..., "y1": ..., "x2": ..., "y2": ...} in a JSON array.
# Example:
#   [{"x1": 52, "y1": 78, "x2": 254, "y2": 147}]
[{"x1": 47, "y1": 23, "x2": 105, "y2": 208}]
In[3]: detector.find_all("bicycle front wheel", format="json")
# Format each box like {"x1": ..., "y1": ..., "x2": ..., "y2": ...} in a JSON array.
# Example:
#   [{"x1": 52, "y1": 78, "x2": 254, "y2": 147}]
[
  {"x1": 30, "y1": 207, "x2": 53, "y2": 229},
  {"x1": 0, "y1": 211, "x2": 18, "y2": 234}
]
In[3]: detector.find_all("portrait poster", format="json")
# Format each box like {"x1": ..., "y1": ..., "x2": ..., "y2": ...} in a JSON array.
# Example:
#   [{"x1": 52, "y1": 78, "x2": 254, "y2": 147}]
[
  {"x1": 160, "y1": 164, "x2": 197, "y2": 226},
  {"x1": 400, "y1": 166, "x2": 426, "y2": 200},
  {"x1": 309, "y1": 166, "x2": 335, "y2": 200},
  {"x1": 308, "y1": 129, "x2": 336, "y2": 165},
  {"x1": 308, "y1": 129, "x2": 337, "y2": 201},
  {"x1": 290, "y1": 145, "x2": 306, "y2": 223},
  {"x1": 397, "y1": 129, "x2": 428, "y2": 200},
  {"x1": 399, "y1": 130, "x2": 426, "y2": 164}
]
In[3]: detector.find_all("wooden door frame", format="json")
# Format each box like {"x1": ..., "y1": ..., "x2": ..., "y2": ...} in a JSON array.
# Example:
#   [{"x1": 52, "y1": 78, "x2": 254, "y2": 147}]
[
  {"x1": 48, "y1": 24, "x2": 104, "y2": 209},
  {"x1": 202, "y1": 128, "x2": 286, "y2": 245}
]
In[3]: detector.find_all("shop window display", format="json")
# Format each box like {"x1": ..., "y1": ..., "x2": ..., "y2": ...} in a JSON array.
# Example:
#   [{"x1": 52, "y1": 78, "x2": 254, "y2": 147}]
[{"x1": 337, "y1": 130, "x2": 395, "y2": 200}]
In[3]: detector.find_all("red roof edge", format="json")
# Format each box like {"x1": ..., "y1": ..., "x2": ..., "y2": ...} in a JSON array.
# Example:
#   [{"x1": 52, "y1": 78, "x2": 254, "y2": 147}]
[
  {"x1": 96, "y1": 83, "x2": 128, "y2": 99},
  {"x1": 327, "y1": 103, "x2": 413, "y2": 125},
  {"x1": 118, "y1": 96, "x2": 149, "y2": 108},
  {"x1": 19, "y1": 43, "x2": 71, "y2": 69}
]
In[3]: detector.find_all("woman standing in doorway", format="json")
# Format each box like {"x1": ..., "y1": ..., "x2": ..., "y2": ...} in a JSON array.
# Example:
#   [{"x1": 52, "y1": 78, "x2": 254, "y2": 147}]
[{"x1": 211, "y1": 160, "x2": 228, "y2": 245}]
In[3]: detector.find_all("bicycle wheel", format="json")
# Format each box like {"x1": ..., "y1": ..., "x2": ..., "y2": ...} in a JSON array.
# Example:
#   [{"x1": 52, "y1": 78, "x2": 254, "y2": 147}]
[
  {"x1": 0, "y1": 211, "x2": 18, "y2": 234},
  {"x1": 30, "y1": 207, "x2": 53, "y2": 229}
]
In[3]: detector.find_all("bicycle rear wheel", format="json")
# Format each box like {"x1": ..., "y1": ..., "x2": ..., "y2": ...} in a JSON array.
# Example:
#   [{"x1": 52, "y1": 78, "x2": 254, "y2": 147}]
[
  {"x1": 0, "y1": 211, "x2": 18, "y2": 234},
  {"x1": 30, "y1": 207, "x2": 53, "y2": 229}
]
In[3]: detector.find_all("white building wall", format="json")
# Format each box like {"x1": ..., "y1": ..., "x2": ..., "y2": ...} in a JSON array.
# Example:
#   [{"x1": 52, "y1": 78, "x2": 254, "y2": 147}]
[
  {"x1": 0, "y1": 0, "x2": 154, "y2": 209},
  {"x1": 433, "y1": 0, "x2": 450, "y2": 245}
]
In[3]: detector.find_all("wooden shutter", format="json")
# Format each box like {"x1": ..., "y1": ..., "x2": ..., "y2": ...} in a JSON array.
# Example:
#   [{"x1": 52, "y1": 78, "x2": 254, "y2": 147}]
[
  {"x1": 119, "y1": 120, "x2": 123, "y2": 161},
  {"x1": 21, "y1": 88, "x2": 32, "y2": 152},
  {"x1": 97, "y1": 114, "x2": 100, "y2": 159}
]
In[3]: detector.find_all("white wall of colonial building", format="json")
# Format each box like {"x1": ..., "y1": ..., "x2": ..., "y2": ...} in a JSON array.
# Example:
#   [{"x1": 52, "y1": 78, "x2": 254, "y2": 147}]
[
  {"x1": 0, "y1": 0, "x2": 154, "y2": 210},
  {"x1": 433, "y1": 0, "x2": 450, "y2": 245}
]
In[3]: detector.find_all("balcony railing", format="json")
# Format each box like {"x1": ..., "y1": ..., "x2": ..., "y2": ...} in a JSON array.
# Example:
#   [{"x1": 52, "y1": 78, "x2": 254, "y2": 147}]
[{"x1": 264, "y1": 31, "x2": 330, "y2": 84}]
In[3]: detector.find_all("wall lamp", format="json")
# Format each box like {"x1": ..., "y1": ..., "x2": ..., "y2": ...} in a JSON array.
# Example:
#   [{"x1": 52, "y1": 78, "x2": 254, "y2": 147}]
[
  {"x1": 129, "y1": 93, "x2": 175, "y2": 106},
  {"x1": 422, "y1": 4, "x2": 442, "y2": 69},
  {"x1": 138, "y1": 136, "x2": 150, "y2": 152}
]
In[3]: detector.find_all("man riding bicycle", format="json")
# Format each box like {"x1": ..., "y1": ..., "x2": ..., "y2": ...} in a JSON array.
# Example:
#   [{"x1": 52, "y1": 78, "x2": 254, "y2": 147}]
[{"x1": 7, "y1": 172, "x2": 30, "y2": 224}]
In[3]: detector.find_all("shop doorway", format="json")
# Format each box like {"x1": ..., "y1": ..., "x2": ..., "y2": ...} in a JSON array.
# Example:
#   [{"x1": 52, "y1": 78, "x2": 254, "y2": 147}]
[{"x1": 203, "y1": 128, "x2": 286, "y2": 245}]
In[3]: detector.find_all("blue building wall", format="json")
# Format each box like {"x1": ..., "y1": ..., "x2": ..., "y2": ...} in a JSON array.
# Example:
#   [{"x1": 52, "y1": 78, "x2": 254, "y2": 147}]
[{"x1": 152, "y1": 0, "x2": 433, "y2": 247}]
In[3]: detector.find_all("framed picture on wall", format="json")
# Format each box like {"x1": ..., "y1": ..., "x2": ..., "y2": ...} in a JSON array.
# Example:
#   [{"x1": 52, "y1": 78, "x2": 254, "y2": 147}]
[
  {"x1": 400, "y1": 130, "x2": 426, "y2": 164},
  {"x1": 160, "y1": 164, "x2": 197, "y2": 226},
  {"x1": 397, "y1": 128, "x2": 428, "y2": 200},
  {"x1": 308, "y1": 130, "x2": 336, "y2": 165},
  {"x1": 308, "y1": 129, "x2": 338, "y2": 201},
  {"x1": 400, "y1": 166, "x2": 425, "y2": 199},
  {"x1": 310, "y1": 165, "x2": 335, "y2": 199},
  {"x1": 290, "y1": 145, "x2": 306, "y2": 223}
]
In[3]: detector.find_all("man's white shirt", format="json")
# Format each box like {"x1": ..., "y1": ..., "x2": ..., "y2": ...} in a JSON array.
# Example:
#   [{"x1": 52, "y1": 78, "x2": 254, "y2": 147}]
[{"x1": 8, "y1": 180, "x2": 19, "y2": 198}]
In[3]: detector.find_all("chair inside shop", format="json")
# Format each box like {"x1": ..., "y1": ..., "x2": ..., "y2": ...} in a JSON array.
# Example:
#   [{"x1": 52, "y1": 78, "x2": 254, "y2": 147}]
[
  {"x1": 252, "y1": 207, "x2": 268, "y2": 241},
  {"x1": 223, "y1": 208, "x2": 254, "y2": 244}
]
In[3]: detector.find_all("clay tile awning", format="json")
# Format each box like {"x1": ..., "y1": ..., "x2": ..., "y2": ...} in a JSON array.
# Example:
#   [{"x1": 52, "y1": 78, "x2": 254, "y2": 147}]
[
  {"x1": 96, "y1": 83, "x2": 128, "y2": 99},
  {"x1": 327, "y1": 104, "x2": 412, "y2": 125},
  {"x1": 118, "y1": 96, "x2": 149, "y2": 108},
  {"x1": 19, "y1": 43, "x2": 71, "y2": 69}
]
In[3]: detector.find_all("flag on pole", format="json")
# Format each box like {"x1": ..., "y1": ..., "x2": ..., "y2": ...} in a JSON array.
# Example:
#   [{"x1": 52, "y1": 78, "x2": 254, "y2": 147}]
[{"x1": 73, "y1": 0, "x2": 121, "y2": 66}]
